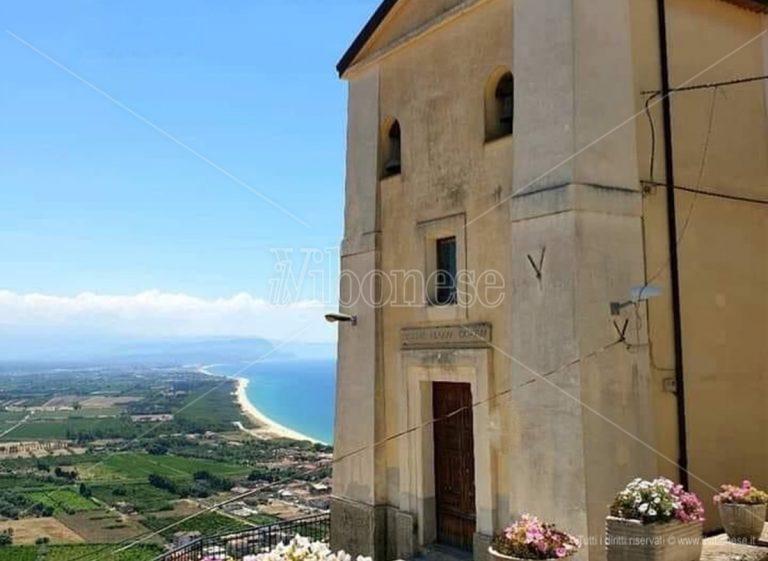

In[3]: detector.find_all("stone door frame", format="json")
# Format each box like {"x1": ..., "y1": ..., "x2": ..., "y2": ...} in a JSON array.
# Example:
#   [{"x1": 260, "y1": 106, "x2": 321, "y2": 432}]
[{"x1": 398, "y1": 348, "x2": 494, "y2": 548}]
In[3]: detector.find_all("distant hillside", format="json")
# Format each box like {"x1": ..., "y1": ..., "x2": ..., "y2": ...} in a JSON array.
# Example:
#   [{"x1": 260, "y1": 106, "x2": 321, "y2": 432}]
[
  {"x1": 108, "y1": 337, "x2": 278, "y2": 364},
  {"x1": 274, "y1": 341, "x2": 336, "y2": 360},
  {"x1": 0, "y1": 328, "x2": 335, "y2": 365}
]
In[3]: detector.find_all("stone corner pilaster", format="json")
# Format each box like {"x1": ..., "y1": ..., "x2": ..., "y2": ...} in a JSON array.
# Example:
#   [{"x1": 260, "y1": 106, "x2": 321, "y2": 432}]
[
  {"x1": 473, "y1": 533, "x2": 493, "y2": 561},
  {"x1": 330, "y1": 497, "x2": 388, "y2": 560}
]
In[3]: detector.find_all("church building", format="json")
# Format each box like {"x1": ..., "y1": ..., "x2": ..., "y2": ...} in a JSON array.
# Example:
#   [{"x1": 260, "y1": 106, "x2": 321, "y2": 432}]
[{"x1": 330, "y1": 1, "x2": 768, "y2": 560}]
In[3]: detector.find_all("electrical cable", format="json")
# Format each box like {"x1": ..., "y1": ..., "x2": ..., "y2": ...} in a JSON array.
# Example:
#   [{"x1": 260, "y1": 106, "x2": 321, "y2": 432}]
[
  {"x1": 642, "y1": 180, "x2": 768, "y2": 206},
  {"x1": 641, "y1": 87, "x2": 720, "y2": 292},
  {"x1": 71, "y1": 336, "x2": 623, "y2": 561},
  {"x1": 641, "y1": 73, "x2": 768, "y2": 95}
]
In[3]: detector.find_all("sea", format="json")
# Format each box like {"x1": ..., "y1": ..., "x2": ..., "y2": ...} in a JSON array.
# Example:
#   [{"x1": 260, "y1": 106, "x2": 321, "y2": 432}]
[{"x1": 207, "y1": 359, "x2": 336, "y2": 444}]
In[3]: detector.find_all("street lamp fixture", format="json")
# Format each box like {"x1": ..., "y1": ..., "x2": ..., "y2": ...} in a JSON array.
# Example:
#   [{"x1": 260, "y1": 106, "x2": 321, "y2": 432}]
[
  {"x1": 610, "y1": 285, "x2": 662, "y2": 316},
  {"x1": 324, "y1": 313, "x2": 357, "y2": 326}
]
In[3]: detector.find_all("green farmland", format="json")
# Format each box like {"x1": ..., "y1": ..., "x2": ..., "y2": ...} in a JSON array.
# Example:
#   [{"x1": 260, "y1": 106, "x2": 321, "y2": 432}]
[
  {"x1": 141, "y1": 511, "x2": 251, "y2": 538},
  {"x1": 0, "y1": 417, "x2": 142, "y2": 442},
  {"x1": 24, "y1": 489, "x2": 99, "y2": 514},
  {"x1": 90, "y1": 483, "x2": 176, "y2": 513},
  {"x1": 33, "y1": 407, "x2": 122, "y2": 420},
  {"x1": 0, "y1": 544, "x2": 163, "y2": 561},
  {"x1": 0, "y1": 476, "x2": 59, "y2": 490},
  {"x1": 96, "y1": 453, "x2": 250, "y2": 481},
  {"x1": 173, "y1": 382, "x2": 254, "y2": 431},
  {"x1": 0, "y1": 411, "x2": 27, "y2": 422}
]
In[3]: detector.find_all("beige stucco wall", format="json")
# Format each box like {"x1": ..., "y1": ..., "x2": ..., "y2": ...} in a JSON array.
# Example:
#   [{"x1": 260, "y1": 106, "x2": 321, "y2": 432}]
[
  {"x1": 629, "y1": 0, "x2": 768, "y2": 527},
  {"x1": 374, "y1": 0, "x2": 515, "y2": 539},
  {"x1": 334, "y1": 0, "x2": 768, "y2": 557}
]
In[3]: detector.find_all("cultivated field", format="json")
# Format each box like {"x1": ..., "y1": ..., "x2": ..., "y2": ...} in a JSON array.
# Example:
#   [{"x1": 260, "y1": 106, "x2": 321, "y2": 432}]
[
  {"x1": 0, "y1": 543, "x2": 163, "y2": 561},
  {"x1": 0, "y1": 517, "x2": 83, "y2": 545},
  {"x1": 89, "y1": 482, "x2": 177, "y2": 514},
  {"x1": 58, "y1": 511, "x2": 154, "y2": 544},
  {"x1": 33, "y1": 407, "x2": 121, "y2": 419},
  {"x1": 141, "y1": 511, "x2": 251, "y2": 538},
  {"x1": 147, "y1": 499, "x2": 203, "y2": 518},
  {"x1": 25, "y1": 489, "x2": 99, "y2": 514},
  {"x1": 0, "y1": 411, "x2": 26, "y2": 422},
  {"x1": 0, "y1": 417, "x2": 142, "y2": 442},
  {"x1": 79, "y1": 396, "x2": 141, "y2": 408},
  {"x1": 96, "y1": 453, "x2": 250, "y2": 480},
  {"x1": 40, "y1": 396, "x2": 140, "y2": 409},
  {"x1": 0, "y1": 442, "x2": 87, "y2": 460},
  {"x1": 0, "y1": 475, "x2": 60, "y2": 490}
]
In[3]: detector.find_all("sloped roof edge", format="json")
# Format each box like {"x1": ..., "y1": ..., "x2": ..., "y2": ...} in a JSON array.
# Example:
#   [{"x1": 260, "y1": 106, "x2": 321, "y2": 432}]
[
  {"x1": 337, "y1": 0, "x2": 398, "y2": 77},
  {"x1": 337, "y1": 0, "x2": 768, "y2": 77},
  {"x1": 721, "y1": 0, "x2": 768, "y2": 12}
]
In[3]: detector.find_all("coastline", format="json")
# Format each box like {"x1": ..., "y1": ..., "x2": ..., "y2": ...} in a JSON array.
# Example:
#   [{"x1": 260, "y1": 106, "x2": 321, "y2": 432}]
[{"x1": 198, "y1": 365, "x2": 324, "y2": 445}]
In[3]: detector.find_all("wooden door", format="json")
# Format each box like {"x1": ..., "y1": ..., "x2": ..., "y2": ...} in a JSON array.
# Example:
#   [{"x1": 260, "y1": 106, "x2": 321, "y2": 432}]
[{"x1": 432, "y1": 382, "x2": 476, "y2": 550}]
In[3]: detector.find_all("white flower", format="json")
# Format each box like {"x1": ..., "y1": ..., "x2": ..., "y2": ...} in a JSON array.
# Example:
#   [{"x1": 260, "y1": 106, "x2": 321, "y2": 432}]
[
  {"x1": 253, "y1": 537, "x2": 373, "y2": 561},
  {"x1": 639, "y1": 503, "x2": 649, "y2": 513}
]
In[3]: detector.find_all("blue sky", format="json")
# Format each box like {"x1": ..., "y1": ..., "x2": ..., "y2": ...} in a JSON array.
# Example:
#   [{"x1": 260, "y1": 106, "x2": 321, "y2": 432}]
[{"x1": 0, "y1": 1, "x2": 378, "y2": 342}]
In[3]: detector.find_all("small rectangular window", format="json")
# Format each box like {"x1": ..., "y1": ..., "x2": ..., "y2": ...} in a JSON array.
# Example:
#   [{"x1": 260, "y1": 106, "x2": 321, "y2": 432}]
[{"x1": 435, "y1": 237, "x2": 457, "y2": 306}]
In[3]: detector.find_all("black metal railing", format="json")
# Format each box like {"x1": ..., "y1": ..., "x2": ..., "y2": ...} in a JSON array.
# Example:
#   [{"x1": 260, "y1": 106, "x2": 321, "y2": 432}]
[{"x1": 154, "y1": 512, "x2": 331, "y2": 561}]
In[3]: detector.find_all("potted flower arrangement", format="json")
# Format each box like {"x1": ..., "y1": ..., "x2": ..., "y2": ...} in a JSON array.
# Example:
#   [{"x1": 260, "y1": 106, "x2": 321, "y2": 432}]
[
  {"x1": 489, "y1": 514, "x2": 580, "y2": 561},
  {"x1": 713, "y1": 480, "x2": 768, "y2": 541},
  {"x1": 607, "y1": 478, "x2": 704, "y2": 561},
  {"x1": 247, "y1": 535, "x2": 372, "y2": 561}
]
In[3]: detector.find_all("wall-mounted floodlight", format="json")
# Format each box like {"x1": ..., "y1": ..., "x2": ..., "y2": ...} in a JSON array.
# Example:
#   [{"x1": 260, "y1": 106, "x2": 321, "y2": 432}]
[
  {"x1": 630, "y1": 285, "x2": 662, "y2": 301},
  {"x1": 324, "y1": 313, "x2": 357, "y2": 326},
  {"x1": 610, "y1": 285, "x2": 662, "y2": 316}
]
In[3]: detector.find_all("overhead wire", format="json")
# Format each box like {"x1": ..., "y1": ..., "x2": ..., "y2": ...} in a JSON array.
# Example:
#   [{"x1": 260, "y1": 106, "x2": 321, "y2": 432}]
[
  {"x1": 67, "y1": 66, "x2": 768, "y2": 561},
  {"x1": 72, "y1": 336, "x2": 624, "y2": 561}
]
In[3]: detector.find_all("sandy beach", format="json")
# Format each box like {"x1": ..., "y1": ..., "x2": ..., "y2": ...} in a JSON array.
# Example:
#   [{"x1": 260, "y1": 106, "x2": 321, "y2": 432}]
[{"x1": 198, "y1": 366, "x2": 322, "y2": 444}]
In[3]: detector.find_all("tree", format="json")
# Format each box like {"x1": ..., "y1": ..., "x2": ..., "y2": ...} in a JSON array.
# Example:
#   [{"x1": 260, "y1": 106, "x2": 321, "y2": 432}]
[
  {"x1": 148, "y1": 474, "x2": 178, "y2": 494},
  {"x1": 35, "y1": 535, "x2": 49, "y2": 561},
  {"x1": 146, "y1": 441, "x2": 168, "y2": 456}
]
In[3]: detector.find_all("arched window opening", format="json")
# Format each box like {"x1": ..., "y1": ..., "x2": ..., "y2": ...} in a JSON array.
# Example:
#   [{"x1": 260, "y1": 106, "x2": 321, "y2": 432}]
[
  {"x1": 485, "y1": 70, "x2": 514, "y2": 141},
  {"x1": 383, "y1": 120, "x2": 402, "y2": 177},
  {"x1": 496, "y1": 73, "x2": 514, "y2": 135}
]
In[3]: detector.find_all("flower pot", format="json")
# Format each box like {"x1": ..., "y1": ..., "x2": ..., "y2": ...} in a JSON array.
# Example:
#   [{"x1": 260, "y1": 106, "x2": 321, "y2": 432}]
[
  {"x1": 606, "y1": 516, "x2": 703, "y2": 561},
  {"x1": 718, "y1": 503, "x2": 766, "y2": 541},
  {"x1": 488, "y1": 547, "x2": 518, "y2": 561},
  {"x1": 488, "y1": 547, "x2": 573, "y2": 561}
]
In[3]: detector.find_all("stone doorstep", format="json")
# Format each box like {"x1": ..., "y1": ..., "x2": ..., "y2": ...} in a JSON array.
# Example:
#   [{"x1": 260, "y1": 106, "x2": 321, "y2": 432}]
[
  {"x1": 414, "y1": 543, "x2": 474, "y2": 561},
  {"x1": 702, "y1": 524, "x2": 768, "y2": 561}
]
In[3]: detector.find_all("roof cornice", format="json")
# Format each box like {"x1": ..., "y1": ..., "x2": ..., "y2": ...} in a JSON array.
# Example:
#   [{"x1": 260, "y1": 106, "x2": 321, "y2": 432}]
[
  {"x1": 337, "y1": 0, "x2": 768, "y2": 77},
  {"x1": 337, "y1": 0, "x2": 398, "y2": 77},
  {"x1": 721, "y1": 0, "x2": 768, "y2": 12}
]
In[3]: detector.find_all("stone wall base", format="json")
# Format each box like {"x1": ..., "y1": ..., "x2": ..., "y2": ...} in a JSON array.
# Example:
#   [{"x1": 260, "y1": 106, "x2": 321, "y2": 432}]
[
  {"x1": 473, "y1": 532, "x2": 493, "y2": 561},
  {"x1": 331, "y1": 498, "x2": 420, "y2": 560},
  {"x1": 331, "y1": 497, "x2": 386, "y2": 559},
  {"x1": 331, "y1": 497, "x2": 492, "y2": 560}
]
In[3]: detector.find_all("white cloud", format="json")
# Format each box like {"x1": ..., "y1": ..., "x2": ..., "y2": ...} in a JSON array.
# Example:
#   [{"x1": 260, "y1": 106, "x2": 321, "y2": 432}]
[{"x1": 0, "y1": 289, "x2": 337, "y2": 343}]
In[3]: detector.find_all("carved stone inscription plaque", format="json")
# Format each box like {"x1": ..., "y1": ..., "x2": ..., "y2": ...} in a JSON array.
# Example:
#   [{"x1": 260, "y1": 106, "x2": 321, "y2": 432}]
[{"x1": 401, "y1": 323, "x2": 492, "y2": 350}]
